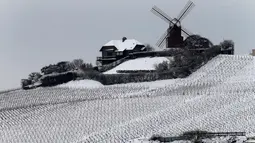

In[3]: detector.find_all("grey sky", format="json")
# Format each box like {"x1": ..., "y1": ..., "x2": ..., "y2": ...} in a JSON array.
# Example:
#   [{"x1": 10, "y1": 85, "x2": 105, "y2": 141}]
[{"x1": 0, "y1": 0, "x2": 254, "y2": 90}]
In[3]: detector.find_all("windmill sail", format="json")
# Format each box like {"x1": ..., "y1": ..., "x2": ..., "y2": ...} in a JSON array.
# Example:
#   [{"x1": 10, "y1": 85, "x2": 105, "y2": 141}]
[{"x1": 151, "y1": 0, "x2": 195, "y2": 49}]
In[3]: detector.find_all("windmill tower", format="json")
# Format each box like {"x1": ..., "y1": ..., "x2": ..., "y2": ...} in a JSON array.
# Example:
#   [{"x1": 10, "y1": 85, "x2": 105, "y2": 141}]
[{"x1": 151, "y1": 0, "x2": 195, "y2": 49}]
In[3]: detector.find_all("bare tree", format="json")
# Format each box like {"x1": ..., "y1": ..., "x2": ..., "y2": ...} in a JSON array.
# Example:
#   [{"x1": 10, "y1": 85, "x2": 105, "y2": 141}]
[
  {"x1": 80, "y1": 63, "x2": 93, "y2": 72},
  {"x1": 72, "y1": 59, "x2": 84, "y2": 70}
]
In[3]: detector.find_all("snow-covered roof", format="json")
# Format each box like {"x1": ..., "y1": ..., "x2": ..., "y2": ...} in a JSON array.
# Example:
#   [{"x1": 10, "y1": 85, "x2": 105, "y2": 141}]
[{"x1": 102, "y1": 39, "x2": 144, "y2": 51}]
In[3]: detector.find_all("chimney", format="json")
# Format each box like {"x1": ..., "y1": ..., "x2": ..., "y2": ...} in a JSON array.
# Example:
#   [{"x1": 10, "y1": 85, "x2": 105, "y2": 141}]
[
  {"x1": 252, "y1": 49, "x2": 255, "y2": 56},
  {"x1": 122, "y1": 37, "x2": 127, "y2": 42}
]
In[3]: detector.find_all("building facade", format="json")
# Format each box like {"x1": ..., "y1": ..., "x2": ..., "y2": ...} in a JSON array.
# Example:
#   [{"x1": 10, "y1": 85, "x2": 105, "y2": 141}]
[{"x1": 97, "y1": 37, "x2": 145, "y2": 66}]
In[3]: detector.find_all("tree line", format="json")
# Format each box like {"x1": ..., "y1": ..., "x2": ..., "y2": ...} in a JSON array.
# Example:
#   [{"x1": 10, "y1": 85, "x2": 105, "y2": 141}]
[
  {"x1": 21, "y1": 59, "x2": 93, "y2": 89},
  {"x1": 21, "y1": 36, "x2": 235, "y2": 89},
  {"x1": 154, "y1": 38, "x2": 235, "y2": 73}
]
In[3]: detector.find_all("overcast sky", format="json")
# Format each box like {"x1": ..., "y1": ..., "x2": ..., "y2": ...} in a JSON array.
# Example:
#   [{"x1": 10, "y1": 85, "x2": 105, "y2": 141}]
[{"x1": 0, "y1": 0, "x2": 254, "y2": 90}]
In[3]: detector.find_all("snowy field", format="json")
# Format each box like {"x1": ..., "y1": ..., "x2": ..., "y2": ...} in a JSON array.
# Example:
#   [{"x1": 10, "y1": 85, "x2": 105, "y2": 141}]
[
  {"x1": 1, "y1": 55, "x2": 255, "y2": 143},
  {"x1": 57, "y1": 80, "x2": 104, "y2": 89},
  {"x1": 103, "y1": 57, "x2": 172, "y2": 74}
]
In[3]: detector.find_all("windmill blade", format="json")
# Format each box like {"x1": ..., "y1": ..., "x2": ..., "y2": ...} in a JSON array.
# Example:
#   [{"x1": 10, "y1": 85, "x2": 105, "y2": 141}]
[
  {"x1": 181, "y1": 31, "x2": 189, "y2": 39},
  {"x1": 177, "y1": 0, "x2": 195, "y2": 22},
  {"x1": 156, "y1": 26, "x2": 175, "y2": 48},
  {"x1": 159, "y1": 39, "x2": 167, "y2": 48},
  {"x1": 181, "y1": 26, "x2": 193, "y2": 37},
  {"x1": 151, "y1": 6, "x2": 176, "y2": 25},
  {"x1": 176, "y1": 0, "x2": 193, "y2": 20},
  {"x1": 156, "y1": 30, "x2": 169, "y2": 48}
]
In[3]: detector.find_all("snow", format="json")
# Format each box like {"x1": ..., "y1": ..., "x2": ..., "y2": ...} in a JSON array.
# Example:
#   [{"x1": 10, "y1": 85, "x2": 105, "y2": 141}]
[
  {"x1": 103, "y1": 39, "x2": 144, "y2": 51},
  {"x1": 104, "y1": 57, "x2": 172, "y2": 74},
  {"x1": 57, "y1": 80, "x2": 103, "y2": 89},
  {"x1": 1, "y1": 55, "x2": 255, "y2": 143},
  {"x1": 246, "y1": 139, "x2": 255, "y2": 143},
  {"x1": 127, "y1": 78, "x2": 178, "y2": 89}
]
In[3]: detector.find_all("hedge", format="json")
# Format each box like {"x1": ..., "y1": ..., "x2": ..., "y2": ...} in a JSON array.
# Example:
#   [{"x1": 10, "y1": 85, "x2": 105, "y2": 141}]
[
  {"x1": 79, "y1": 69, "x2": 189, "y2": 85},
  {"x1": 40, "y1": 72, "x2": 78, "y2": 87},
  {"x1": 116, "y1": 70, "x2": 156, "y2": 74}
]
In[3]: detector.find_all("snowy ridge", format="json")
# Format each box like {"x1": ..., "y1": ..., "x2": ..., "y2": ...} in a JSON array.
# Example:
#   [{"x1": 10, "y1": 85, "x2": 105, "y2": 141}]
[{"x1": 1, "y1": 55, "x2": 255, "y2": 143}]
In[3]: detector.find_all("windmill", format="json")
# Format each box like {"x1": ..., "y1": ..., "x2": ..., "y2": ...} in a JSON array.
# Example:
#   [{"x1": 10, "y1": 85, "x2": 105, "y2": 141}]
[{"x1": 151, "y1": 0, "x2": 195, "y2": 49}]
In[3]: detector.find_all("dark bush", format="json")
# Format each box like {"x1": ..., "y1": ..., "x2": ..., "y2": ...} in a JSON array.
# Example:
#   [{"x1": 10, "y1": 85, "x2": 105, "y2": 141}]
[
  {"x1": 21, "y1": 79, "x2": 32, "y2": 89},
  {"x1": 41, "y1": 64, "x2": 53, "y2": 75},
  {"x1": 149, "y1": 130, "x2": 211, "y2": 142},
  {"x1": 116, "y1": 70, "x2": 155, "y2": 74},
  {"x1": 220, "y1": 40, "x2": 234, "y2": 50},
  {"x1": 28, "y1": 72, "x2": 42, "y2": 84},
  {"x1": 153, "y1": 49, "x2": 195, "y2": 77},
  {"x1": 40, "y1": 72, "x2": 77, "y2": 87},
  {"x1": 182, "y1": 130, "x2": 215, "y2": 142},
  {"x1": 41, "y1": 61, "x2": 74, "y2": 75},
  {"x1": 205, "y1": 45, "x2": 221, "y2": 59},
  {"x1": 76, "y1": 70, "x2": 101, "y2": 81},
  {"x1": 41, "y1": 64, "x2": 60, "y2": 75},
  {"x1": 184, "y1": 35, "x2": 213, "y2": 49},
  {"x1": 144, "y1": 44, "x2": 155, "y2": 51},
  {"x1": 56, "y1": 61, "x2": 74, "y2": 73},
  {"x1": 88, "y1": 71, "x2": 178, "y2": 85},
  {"x1": 154, "y1": 61, "x2": 170, "y2": 72}
]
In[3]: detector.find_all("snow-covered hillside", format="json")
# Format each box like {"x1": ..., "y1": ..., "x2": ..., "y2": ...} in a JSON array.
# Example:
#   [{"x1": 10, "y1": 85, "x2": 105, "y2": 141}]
[
  {"x1": 103, "y1": 57, "x2": 172, "y2": 74},
  {"x1": 1, "y1": 55, "x2": 255, "y2": 143},
  {"x1": 57, "y1": 80, "x2": 103, "y2": 89}
]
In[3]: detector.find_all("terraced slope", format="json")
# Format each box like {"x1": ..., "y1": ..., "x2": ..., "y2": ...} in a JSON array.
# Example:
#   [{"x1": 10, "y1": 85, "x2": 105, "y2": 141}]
[{"x1": 1, "y1": 55, "x2": 255, "y2": 143}]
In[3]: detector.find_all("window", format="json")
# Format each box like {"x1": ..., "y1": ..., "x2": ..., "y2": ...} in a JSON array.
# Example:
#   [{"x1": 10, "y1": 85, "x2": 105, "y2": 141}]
[
  {"x1": 116, "y1": 52, "x2": 123, "y2": 56},
  {"x1": 106, "y1": 51, "x2": 113, "y2": 56},
  {"x1": 103, "y1": 50, "x2": 114, "y2": 57}
]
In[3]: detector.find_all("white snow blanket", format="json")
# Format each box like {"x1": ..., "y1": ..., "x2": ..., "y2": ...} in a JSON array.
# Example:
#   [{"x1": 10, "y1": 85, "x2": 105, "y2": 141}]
[
  {"x1": 57, "y1": 80, "x2": 103, "y2": 89},
  {"x1": 1, "y1": 55, "x2": 255, "y2": 143},
  {"x1": 104, "y1": 57, "x2": 172, "y2": 74}
]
